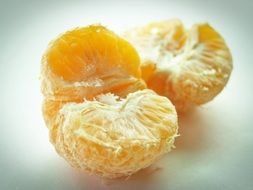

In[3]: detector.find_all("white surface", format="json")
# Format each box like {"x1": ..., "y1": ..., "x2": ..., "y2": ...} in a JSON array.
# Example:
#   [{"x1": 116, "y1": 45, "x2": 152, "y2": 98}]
[{"x1": 0, "y1": 0, "x2": 253, "y2": 190}]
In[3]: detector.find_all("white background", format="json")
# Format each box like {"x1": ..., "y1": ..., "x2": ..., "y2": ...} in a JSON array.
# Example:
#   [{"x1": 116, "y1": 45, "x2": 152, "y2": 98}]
[{"x1": 0, "y1": 0, "x2": 253, "y2": 189}]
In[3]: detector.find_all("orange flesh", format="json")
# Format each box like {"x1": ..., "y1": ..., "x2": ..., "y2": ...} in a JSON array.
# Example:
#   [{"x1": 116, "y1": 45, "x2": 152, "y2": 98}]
[
  {"x1": 141, "y1": 62, "x2": 156, "y2": 81},
  {"x1": 47, "y1": 25, "x2": 141, "y2": 82},
  {"x1": 199, "y1": 24, "x2": 220, "y2": 42},
  {"x1": 124, "y1": 21, "x2": 232, "y2": 111},
  {"x1": 42, "y1": 25, "x2": 146, "y2": 125},
  {"x1": 41, "y1": 24, "x2": 179, "y2": 179}
]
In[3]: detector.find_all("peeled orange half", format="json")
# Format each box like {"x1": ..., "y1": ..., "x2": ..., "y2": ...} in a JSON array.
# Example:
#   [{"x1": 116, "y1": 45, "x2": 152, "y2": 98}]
[
  {"x1": 124, "y1": 19, "x2": 233, "y2": 111},
  {"x1": 50, "y1": 89, "x2": 178, "y2": 178},
  {"x1": 41, "y1": 25, "x2": 146, "y2": 102},
  {"x1": 41, "y1": 25, "x2": 178, "y2": 178}
]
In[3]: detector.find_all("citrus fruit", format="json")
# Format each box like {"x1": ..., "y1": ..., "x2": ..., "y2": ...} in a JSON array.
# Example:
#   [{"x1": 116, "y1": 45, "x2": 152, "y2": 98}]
[
  {"x1": 124, "y1": 19, "x2": 233, "y2": 111},
  {"x1": 41, "y1": 25, "x2": 179, "y2": 178},
  {"x1": 50, "y1": 89, "x2": 178, "y2": 178},
  {"x1": 41, "y1": 25, "x2": 146, "y2": 103}
]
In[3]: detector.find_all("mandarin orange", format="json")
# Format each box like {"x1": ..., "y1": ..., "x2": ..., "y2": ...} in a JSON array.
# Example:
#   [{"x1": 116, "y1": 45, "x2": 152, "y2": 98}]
[
  {"x1": 41, "y1": 25, "x2": 178, "y2": 178},
  {"x1": 124, "y1": 19, "x2": 233, "y2": 111}
]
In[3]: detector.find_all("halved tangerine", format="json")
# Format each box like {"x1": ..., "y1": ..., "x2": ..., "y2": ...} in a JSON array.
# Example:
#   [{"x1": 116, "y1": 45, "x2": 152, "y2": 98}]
[
  {"x1": 50, "y1": 89, "x2": 178, "y2": 178},
  {"x1": 41, "y1": 25, "x2": 146, "y2": 102},
  {"x1": 124, "y1": 19, "x2": 233, "y2": 111},
  {"x1": 41, "y1": 25, "x2": 178, "y2": 178}
]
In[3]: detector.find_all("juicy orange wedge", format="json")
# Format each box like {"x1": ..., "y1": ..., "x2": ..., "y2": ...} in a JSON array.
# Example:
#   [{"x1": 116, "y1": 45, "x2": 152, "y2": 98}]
[{"x1": 124, "y1": 19, "x2": 233, "y2": 111}]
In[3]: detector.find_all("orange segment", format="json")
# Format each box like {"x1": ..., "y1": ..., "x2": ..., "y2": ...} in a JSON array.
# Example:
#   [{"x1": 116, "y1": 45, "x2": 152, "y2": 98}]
[{"x1": 124, "y1": 19, "x2": 233, "y2": 111}]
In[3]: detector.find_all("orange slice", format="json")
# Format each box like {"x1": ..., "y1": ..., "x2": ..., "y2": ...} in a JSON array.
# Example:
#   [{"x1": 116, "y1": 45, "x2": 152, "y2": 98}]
[{"x1": 124, "y1": 19, "x2": 233, "y2": 111}]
